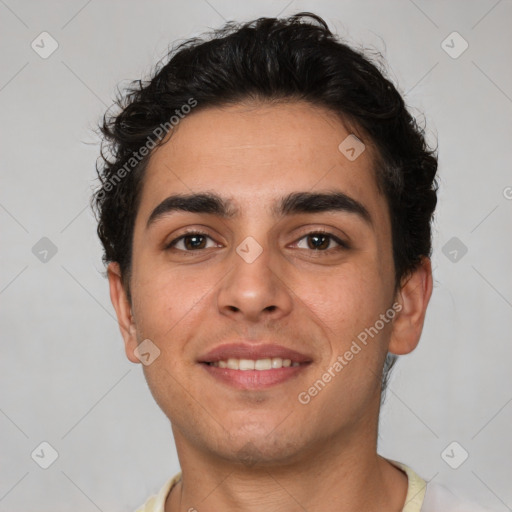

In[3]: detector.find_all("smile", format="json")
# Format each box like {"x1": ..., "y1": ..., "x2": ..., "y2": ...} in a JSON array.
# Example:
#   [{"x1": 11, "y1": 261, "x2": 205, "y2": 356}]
[
  {"x1": 201, "y1": 360, "x2": 311, "y2": 389},
  {"x1": 206, "y1": 357, "x2": 300, "y2": 369}
]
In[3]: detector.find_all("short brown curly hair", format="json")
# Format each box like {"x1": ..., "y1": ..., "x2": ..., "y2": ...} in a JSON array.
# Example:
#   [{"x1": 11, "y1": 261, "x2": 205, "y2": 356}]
[{"x1": 91, "y1": 11, "x2": 438, "y2": 306}]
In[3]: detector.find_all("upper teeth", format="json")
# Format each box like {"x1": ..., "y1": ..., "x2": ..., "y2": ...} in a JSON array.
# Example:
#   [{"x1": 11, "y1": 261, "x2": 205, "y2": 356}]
[{"x1": 209, "y1": 358, "x2": 300, "y2": 370}]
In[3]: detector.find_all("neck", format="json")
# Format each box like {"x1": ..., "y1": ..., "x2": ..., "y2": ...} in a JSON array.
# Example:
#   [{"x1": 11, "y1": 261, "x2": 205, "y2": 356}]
[{"x1": 165, "y1": 426, "x2": 408, "y2": 512}]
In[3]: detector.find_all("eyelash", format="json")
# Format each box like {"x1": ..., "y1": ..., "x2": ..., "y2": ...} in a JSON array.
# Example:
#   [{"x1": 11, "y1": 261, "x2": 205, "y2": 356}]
[{"x1": 165, "y1": 229, "x2": 349, "y2": 254}]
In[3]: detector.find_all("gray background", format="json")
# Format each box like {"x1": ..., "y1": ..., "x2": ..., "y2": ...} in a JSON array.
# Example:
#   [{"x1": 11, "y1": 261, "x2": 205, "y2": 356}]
[{"x1": 1, "y1": 0, "x2": 511, "y2": 510}]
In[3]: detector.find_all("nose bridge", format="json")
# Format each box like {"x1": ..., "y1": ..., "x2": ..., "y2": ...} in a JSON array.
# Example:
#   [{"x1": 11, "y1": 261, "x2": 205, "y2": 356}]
[{"x1": 217, "y1": 231, "x2": 292, "y2": 320}]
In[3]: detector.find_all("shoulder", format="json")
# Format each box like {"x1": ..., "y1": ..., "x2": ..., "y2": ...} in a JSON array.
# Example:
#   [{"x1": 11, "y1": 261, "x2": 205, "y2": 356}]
[
  {"x1": 387, "y1": 459, "x2": 498, "y2": 512},
  {"x1": 422, "y1": 481, "x2": 500, "y2": 512},
  {"x1": 134, "y1": 472, "x2": 182, "y2": 512}
]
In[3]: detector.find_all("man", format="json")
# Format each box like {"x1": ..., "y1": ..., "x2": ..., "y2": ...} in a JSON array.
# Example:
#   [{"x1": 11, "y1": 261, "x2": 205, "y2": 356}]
[{"x1": 92, "y1": 12, "x2": 494, "y2": 512}]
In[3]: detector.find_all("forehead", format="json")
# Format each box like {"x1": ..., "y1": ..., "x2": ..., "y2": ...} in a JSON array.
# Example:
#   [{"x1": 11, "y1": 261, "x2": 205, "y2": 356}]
[{"x1": 137, "y1": 101, "x2": 386, "y2": 222}]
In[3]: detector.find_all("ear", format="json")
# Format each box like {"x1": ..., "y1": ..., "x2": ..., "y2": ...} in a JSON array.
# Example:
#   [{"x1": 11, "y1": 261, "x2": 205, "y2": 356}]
[
  {"x1": 388, "y1": 257, "x2": 433, "y2": 355},
  {"x1": 107, "y1": 262, "x2": 140, "y2": 364}
]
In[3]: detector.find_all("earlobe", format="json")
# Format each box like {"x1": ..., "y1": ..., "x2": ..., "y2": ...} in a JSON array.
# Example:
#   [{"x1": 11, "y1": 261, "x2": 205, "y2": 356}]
[
  {"x1": 388, "y1": 257, "x2": 433, "y2": 356},
  {"x1": 107, "y1": 262, "x2": 140, "y2": 364}
]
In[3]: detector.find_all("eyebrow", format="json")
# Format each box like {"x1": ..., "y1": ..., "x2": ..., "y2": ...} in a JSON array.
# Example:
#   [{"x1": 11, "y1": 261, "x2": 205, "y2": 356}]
[{"x1": 146, "y1": 190, "x2": 373, "y2": 229}]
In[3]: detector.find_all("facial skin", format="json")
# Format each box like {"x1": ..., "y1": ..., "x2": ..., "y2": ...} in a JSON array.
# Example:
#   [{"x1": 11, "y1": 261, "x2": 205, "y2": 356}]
[{"x1": 109, "y1": 101, "x2": 432, "y2": 512}]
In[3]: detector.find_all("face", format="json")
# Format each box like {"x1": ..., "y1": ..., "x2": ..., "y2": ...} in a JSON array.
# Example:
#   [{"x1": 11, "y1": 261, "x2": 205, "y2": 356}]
[{"x1": 109, "y1": 101, "x2": 430, "y2": 466}]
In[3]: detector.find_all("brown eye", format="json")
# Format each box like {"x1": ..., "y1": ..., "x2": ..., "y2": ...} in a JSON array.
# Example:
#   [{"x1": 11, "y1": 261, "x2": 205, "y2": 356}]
[
  {"x1": 307, "y1": 233, "x2": 330, "y2": 250},
  {"x1": 294, "y1": 231, "x2": 348, "y2": 252},
  {"x1": 166, "y1": 232, "x2": 218, "y2": 251},
  {"x1": 181, "y1": 234, "x2": 208, "y2": 250}
]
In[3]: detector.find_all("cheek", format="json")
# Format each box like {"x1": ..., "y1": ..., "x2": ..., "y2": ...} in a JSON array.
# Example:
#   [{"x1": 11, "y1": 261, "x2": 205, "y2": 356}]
[
  {"x1": 131, "y1": 261, "x2": 213, "y2": 343},
  {"x1": 298, "y1": 263, "x2": 386, "y2": 335}
]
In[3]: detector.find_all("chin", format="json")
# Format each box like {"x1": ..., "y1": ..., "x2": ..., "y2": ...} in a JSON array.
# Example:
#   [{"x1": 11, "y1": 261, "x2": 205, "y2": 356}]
[{"x1": 213, "y1": 429, "x2": 306, "y2": 468}]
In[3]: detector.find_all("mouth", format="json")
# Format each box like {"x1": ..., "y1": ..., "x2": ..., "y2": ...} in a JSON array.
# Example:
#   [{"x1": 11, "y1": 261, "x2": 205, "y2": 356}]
[
  {"x1": 197, "y1": 343, "x2": 313, "y2": 390},
  {"x1": 204, "y1": 357, "x2": 301, "y2": 369}
]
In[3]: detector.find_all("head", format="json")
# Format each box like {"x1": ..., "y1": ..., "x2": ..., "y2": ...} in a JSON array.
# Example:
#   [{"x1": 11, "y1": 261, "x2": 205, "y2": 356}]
[{"x1": 93, "y1": 13, "x2": 437, "y2": 465}]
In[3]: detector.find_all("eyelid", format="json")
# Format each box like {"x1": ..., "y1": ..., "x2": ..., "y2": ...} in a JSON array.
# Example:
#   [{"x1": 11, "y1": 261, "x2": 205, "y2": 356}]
[
  {"x1": 164, "y1": 228, "x2": 219, "y2": 250},
  {"x1": 291, "y1": 228, "x2": 349, "y2": 250},
  {"x1": 165, "y1": 227, "x2": 350, "y2": 252}
]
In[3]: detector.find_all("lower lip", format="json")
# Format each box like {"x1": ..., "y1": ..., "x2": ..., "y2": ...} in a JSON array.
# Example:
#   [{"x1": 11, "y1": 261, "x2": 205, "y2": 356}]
[{"x1": 200, "y1": 363, "x2": 310, "y2": 390}]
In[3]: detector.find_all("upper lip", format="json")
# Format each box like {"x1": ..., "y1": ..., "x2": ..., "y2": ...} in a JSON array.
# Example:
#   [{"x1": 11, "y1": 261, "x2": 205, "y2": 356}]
[{"x1": 198, "y1": 343, "x2": 313, "y2": 364}]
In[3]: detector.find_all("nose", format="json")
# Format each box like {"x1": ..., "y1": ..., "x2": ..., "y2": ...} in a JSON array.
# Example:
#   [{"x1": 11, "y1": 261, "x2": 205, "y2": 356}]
[{"x1": 216, "y1": 238, "x2": 293, "y2": 323}]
